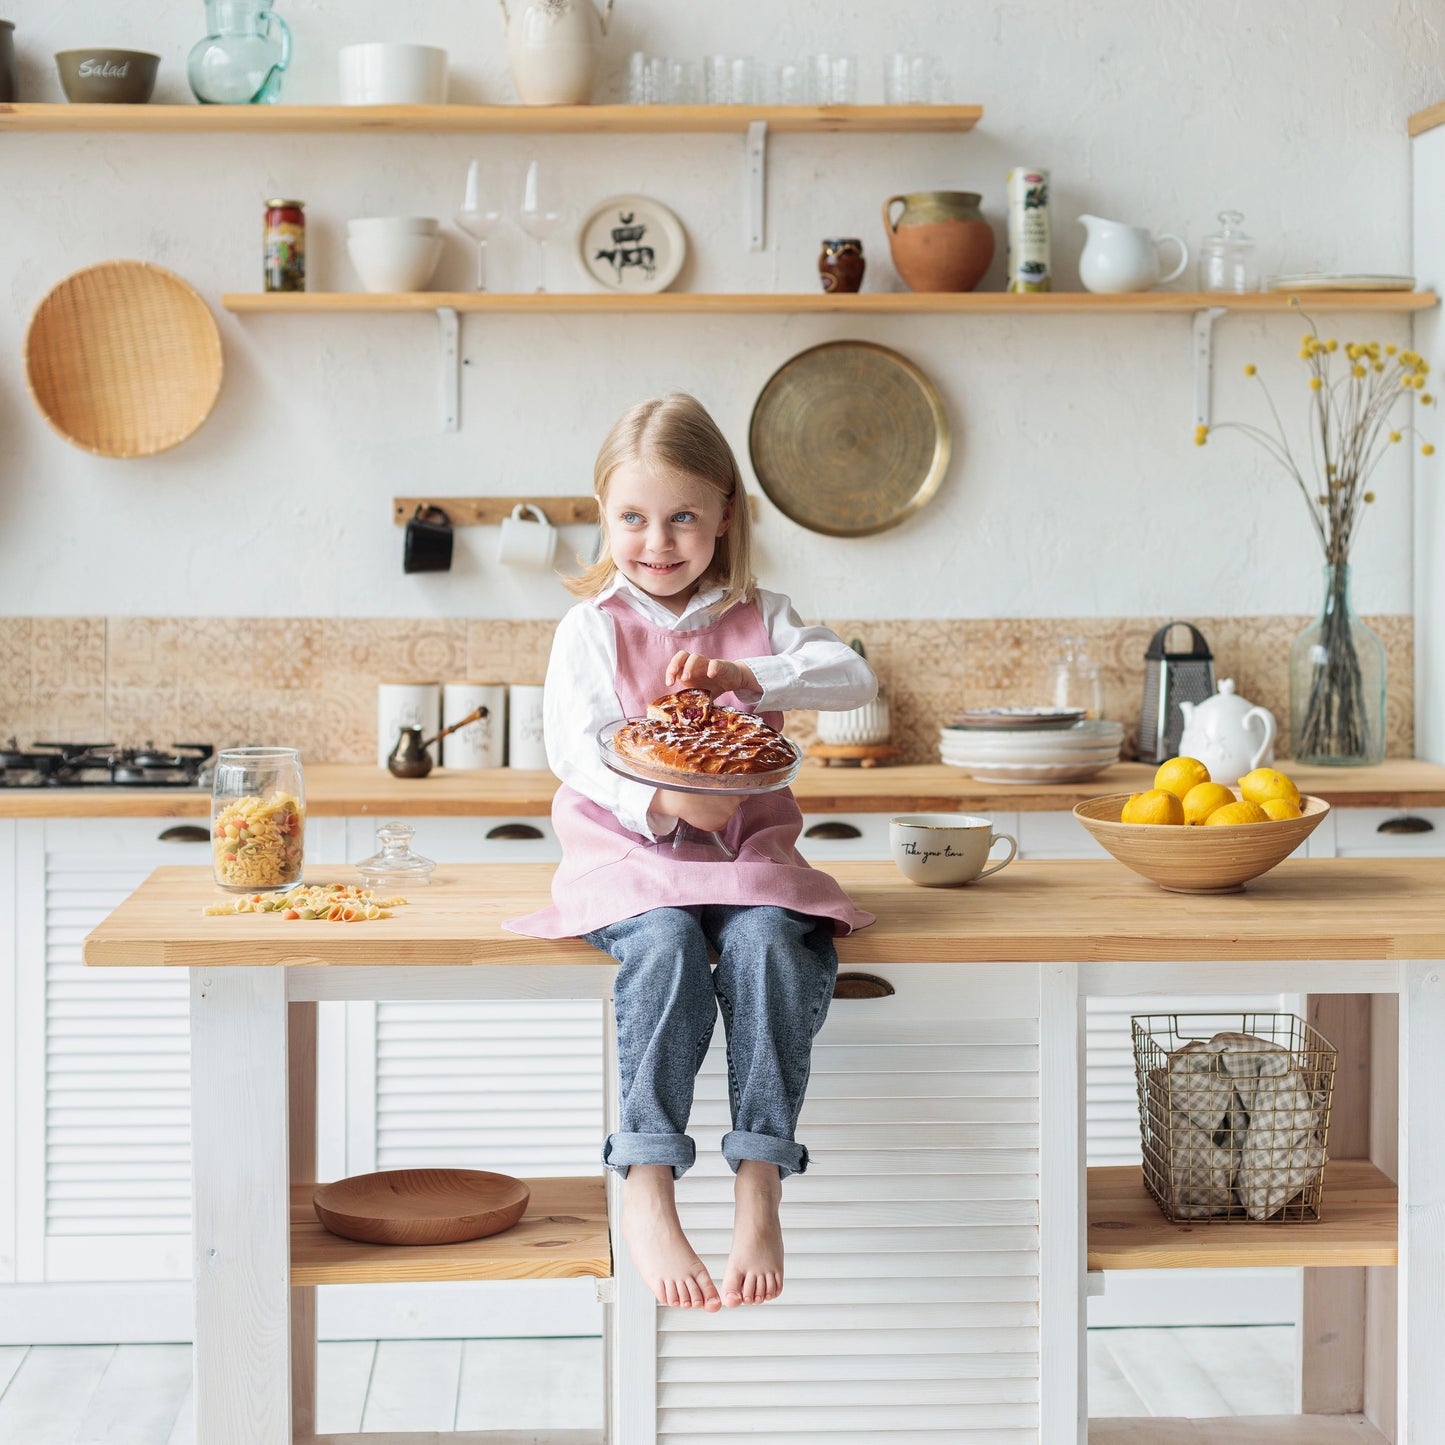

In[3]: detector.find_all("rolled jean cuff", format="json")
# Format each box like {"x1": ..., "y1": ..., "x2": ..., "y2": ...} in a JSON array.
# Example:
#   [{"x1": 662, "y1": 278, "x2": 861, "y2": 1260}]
[
  {"x1": 602, "y1": 1131, "x2": 696, "y2": 1180},
  {"x1": 721, "y1": 1129, "x2": 810, "y2": 1179}
]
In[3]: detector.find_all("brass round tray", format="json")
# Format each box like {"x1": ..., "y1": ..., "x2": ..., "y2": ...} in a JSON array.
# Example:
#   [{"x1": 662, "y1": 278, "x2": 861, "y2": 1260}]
[{"x1": 748, "y1": 340, "x2": 950, "y2": 537}]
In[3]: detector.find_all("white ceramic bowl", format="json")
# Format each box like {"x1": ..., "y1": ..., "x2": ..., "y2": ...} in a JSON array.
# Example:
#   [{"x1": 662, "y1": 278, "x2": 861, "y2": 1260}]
[
  {"x1": 339, "y1": 42, "x2": 448, "y2": 105},
  {"x1": 348, "y1": 216, "x2": 440, "y2": 237},
  {"x1": 347, "y1": 233, "x2": 444, "y2": 293}
]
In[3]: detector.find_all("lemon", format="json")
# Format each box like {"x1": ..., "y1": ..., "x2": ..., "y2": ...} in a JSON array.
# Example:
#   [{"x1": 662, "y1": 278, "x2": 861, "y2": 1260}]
[
  {"x1": 1121, "y1": 789, "x2": 1186, "y2": 826},
  {"x1": 1238, "y1": 767, "x2": 1300, "y2": 806},
  {"x1": 1153, "y1": 756, "x2": 1211, "y2": 800},
  {"x1": 1182, "y1": 781, "x2": 1237, "y2": 826},
  {"x1": 1203, "y1": 800, "x2": 1271, "y2": 826},
  {"x1": 1261, "y1": 797, "x2": 1303, "y2": 821}
]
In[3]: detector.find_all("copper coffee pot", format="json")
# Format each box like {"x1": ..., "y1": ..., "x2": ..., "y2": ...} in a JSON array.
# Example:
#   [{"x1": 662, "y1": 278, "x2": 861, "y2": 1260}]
[{"x1": 386, "y1": 706, "x2": 488, "y2": 778}]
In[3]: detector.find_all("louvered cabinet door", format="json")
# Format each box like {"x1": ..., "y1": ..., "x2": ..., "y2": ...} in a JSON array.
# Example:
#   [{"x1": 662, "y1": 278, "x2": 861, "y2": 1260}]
[
  {"x1": 663, "y1": 965, "x2": 1042, "y2": 1444},
  {"x1": 16, "y1": 818, "x2": 209, "y2": 1282}
]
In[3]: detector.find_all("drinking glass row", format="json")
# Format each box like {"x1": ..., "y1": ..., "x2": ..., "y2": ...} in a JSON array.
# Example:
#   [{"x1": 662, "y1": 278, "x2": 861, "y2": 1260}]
[{"x1": 626, "y1": 51, "x2": 953, "y2": 106}]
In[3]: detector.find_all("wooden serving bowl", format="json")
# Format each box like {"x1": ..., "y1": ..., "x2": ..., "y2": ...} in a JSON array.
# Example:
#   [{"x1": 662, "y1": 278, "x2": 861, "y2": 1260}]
[
  {"x1": 1073, "y1": 791, "x2": 1331, "y2": 894},
  {"x1": 313, "y1": 1168, "x2": 530, "y2": 1246}
]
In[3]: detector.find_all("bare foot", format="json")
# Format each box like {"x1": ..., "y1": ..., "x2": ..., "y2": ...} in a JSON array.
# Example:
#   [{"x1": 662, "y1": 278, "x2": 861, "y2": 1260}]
[
  {"x1": 721, "y1": 1159, "x2": 784, "y2": 1307},
  {"x1": 621, "y1": 1165, "x2": 721, "y2": 1311}
]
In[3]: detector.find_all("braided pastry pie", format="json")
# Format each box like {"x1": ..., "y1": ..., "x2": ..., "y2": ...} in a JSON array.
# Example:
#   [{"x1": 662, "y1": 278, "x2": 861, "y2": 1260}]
[{"x1": 615, "y1": 690, "x2": 795, "y2": 776}]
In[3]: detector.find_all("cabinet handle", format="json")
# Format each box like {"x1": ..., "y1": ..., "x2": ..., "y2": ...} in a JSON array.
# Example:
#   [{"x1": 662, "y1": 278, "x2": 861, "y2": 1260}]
[
  {"x1": 1377, "y1": 816, "x2": 1435, "y2": 835},
  {"x1": 833, "y1": 971, "x2": 894, "y2": 1000},
  {"x1": 805, "y1": 821, "x2": 863, "y2": 840},
  {"x1": 486, "y1": 823, "x2": 545, "y2": 841},
  {"x1": 157, "y1": 824, "x2": 209, "y2": 843}
]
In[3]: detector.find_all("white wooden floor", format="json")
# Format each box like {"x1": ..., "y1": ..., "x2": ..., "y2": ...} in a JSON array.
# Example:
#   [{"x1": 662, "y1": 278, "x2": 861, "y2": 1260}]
[{"x1": 0, "y1": 1328, "x2": 1294, "y2": 1441}]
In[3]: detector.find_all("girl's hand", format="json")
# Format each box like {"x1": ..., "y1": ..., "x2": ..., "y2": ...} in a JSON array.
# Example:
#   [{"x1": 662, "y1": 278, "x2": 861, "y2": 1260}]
[
  {"x1": 666, "y1": 650, "x2": 760, "y2": 698},
  {"x1": 649, "y1": 788, "x2": 744, "y2": 833}
]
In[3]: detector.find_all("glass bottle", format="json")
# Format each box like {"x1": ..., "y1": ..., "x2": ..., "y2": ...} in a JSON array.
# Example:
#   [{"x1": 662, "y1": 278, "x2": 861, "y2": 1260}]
[
  {"x1": 1047, "y1": 635, "x2": 1104, "y2": 718},
  {"x1": 1288, "y1": 563, "x2": 1386, "y2": 765},
  {"x1": 1199, "y1": 210, "x2": 1259, "y2": 293},
  {"x1": 211, "y1": 747, "x2": 305, "y2": 892},
  {"x1": 188, "y1": 0, "x2": 291, "y2": 105},
  {"x1": 356, "y1": 821, "x2": 436, "y2": 889}
]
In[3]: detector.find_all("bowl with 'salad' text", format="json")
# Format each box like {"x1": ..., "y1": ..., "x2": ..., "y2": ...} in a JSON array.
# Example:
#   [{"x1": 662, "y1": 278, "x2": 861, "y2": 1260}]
[{"x1": 55, "y1": 48, "x2": 159, "y2": 103}]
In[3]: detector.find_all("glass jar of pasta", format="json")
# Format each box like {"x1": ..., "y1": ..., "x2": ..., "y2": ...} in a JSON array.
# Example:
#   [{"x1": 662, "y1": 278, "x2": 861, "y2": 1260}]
[{"x1": 211, "y1": 747, "x2": 306, "y2": 893}]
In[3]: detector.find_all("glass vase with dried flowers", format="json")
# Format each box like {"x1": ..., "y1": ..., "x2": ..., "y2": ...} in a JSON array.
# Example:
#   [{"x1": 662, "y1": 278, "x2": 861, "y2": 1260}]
[{"x1": 1197, "y1": 321, "x2": 1433, "y2": 765}]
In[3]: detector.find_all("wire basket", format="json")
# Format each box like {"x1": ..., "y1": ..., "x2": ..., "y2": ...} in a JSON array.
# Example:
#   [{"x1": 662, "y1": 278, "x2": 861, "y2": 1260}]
[{"x1": 1132, "y1": 1012, "x2": 1336, "y2": 1224}]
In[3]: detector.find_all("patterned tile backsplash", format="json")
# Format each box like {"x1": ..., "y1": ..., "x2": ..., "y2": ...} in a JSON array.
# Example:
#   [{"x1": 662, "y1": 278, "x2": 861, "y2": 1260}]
[{"x1": 0, "y1": 614, "x2": 1415, "y2": 764}]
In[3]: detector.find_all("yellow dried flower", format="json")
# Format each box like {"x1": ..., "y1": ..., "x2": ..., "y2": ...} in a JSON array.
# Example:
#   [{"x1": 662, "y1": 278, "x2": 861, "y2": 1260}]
[
  {"x1": 1244, "y1": 364, "x2": 1256, "y2": 376},
  {"x1": 1317, "y1": 494, "x2": 1329, "y2": 504},
  {"x1": 1352, "y1": 364, "x2": 1366, "y2": 378},
  {"x1": 1325, "y1": 339, "x2": 1339, "y2": 352},
  {"x1": 1309, "y1": 376, "x2": 1323, "y2": 390},
  {"x1": 1386, "y1": 344, "x2": 1398, "y2": 355},
  {"x1": 1424, "y1": 443, "x2": 1436, "y2": 457},
  {"x1": 1299, "y1": 348, "x2": 1312, "y2": 360},
  {"x1": 1390, "y1": 431, "x2": 1402, "y2": 443},
  {"x1": 1374, "y1": 362, "x2": 1384, "y2": 372},
  {"x1": 1424, "y1": 394, "x2": 1435, "y2": 405},
  {"x1": 1364, "y1": 491, "x2": 1376, "y2": 503}
]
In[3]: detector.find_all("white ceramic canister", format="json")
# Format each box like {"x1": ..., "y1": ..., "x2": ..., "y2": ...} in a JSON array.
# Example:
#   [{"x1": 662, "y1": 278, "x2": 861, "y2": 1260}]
[
  {"x1": 814, "y1": 639, "x2": 892, "y2": 746},
  {"x1": 441, "y1": 681, "x2": 507, "y2": 769},
  {"x1": 377, "y1": 681, "x2": 440, "y2": 767},
  {"x1": 507, "y1": 682, "x2": 548, "y2": 769}
]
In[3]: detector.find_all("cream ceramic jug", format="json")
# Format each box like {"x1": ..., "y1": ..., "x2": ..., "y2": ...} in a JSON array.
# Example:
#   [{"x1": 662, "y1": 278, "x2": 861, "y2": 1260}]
[
  {"x1": 499, "y1": 0, "x2": 614, "y2": 105},
  {"x1": 1177, "y1": 678, "x2": 1277, "y2": 786},
  {"x1": 1078, "y1": 214, "x2": 1189, "y2": 294}
]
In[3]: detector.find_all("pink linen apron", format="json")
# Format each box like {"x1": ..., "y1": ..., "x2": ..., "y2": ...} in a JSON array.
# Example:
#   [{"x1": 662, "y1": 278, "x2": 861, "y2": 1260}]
[{"x1": 506, "y1": 594, "x2": 875, "y2": 939}]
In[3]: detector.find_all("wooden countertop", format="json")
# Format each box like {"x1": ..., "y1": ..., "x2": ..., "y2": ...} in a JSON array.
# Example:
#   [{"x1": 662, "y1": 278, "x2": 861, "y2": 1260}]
[
  {"x1": 13, "y1": 759, "x2": 1445, "y2": 819},
  {"x1": 83, "y1": 858, "x2": 1445, "y2": 969}
]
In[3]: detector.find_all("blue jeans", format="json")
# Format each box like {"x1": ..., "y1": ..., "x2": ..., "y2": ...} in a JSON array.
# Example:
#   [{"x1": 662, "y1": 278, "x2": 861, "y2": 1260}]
[{"x1": 584, "y1": 904, "x2": 838, "y2": 1180}]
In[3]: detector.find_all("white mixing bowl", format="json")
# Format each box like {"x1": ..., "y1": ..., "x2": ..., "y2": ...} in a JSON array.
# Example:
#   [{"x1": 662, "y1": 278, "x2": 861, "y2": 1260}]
[{"x1": 347, "y1": 233, "x2": 444, "y2": 293}]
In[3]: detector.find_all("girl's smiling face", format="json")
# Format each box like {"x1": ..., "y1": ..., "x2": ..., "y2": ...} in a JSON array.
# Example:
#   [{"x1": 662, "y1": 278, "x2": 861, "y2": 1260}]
[{"x1": 603, "y1": 459, "x2": 731, "y2": 615}]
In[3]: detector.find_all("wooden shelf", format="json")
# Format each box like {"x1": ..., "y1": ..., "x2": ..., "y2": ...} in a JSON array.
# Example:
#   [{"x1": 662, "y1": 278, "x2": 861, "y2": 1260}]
[
  {"x1": 0, "y1": 101, "x2": 981, "y2": 134},
  {"x1": 1087, "y1": 1160, "x2": 1396, "y2": 1271},
  {"x1": 290, "y1": 1175, "x2": 610, "y2": 1285},
  {"x1": 1090, "y1": 1417, "x2": 1389, "y2": 1443},
  {"x1": 222, "y1": 289, "x2": 1439, "y2": 315}
]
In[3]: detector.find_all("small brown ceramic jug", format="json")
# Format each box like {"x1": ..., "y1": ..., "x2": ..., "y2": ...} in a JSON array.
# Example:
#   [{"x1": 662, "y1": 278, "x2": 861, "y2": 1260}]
[{"x1": 882, "y1": 191, "x2": 995, "y2": 293}]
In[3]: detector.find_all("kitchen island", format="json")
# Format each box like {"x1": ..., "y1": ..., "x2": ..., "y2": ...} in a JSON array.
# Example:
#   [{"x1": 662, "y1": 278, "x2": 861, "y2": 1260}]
[{"x1": 82, "y1": 859, "x2": 1444, "y2": 1445}]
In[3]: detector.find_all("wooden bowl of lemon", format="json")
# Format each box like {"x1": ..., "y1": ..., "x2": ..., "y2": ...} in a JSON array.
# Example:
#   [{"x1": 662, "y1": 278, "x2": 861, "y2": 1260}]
[{"x1": 1073, "y1": 763, "x2": 1330, "y2": 894}]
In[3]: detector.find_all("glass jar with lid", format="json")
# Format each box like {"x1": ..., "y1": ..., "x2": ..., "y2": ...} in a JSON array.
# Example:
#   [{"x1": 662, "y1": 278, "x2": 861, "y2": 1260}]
[
  {"x1": 1199, "y1": 210, "x2": 1259, "y2": 293},
  {"x1": 356, "y1": 821, "x2": 436, "y2": 889},
  {"x1": 1047, "y1": 636, "x2": 1104, "y2": 719},
  {"x1": 211, "y1": 746, "x2": 305, "y2": 893}
]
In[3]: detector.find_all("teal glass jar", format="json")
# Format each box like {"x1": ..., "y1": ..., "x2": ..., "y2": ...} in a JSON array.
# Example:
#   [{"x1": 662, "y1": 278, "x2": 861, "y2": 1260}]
[{"x1": 187, "y1": 0, "x2": 291, "y2": 105}]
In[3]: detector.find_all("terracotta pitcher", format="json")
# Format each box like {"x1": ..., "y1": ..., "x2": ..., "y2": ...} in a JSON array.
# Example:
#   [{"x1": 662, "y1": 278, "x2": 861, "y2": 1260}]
[{"x1": 882, "y1": 191, "x2": 995, "y2": 293}]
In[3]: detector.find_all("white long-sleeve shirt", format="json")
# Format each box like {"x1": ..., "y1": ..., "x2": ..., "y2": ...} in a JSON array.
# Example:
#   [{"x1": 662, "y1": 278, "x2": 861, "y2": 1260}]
[{"x1": 543, "y1": 576, "x2": 877, "y2": 840}]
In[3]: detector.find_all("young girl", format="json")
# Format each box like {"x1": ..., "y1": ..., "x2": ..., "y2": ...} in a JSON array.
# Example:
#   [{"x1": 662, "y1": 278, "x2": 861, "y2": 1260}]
[{"x1": 507, "y1": 394, "x2": 876, "y2": 1314}]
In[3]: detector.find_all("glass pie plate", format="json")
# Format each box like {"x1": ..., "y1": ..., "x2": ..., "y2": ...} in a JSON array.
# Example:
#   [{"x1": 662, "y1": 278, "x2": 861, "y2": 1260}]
[{"x1": 596, "y1": 718, "x2": 803, "y2": 859}]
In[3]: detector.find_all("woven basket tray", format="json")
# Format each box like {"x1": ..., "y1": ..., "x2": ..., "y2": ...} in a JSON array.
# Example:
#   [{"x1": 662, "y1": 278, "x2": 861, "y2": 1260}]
[{"x1": 24, "y1": 259, "x2": 223, "y2": 458}]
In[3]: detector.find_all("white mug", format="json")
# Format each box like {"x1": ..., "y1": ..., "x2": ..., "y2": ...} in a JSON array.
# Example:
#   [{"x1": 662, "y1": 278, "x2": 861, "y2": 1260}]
[
  {"x1": 339, "y1": 43, "x2": 449, "y2": 105},
  {"x1": 889, "y1": 813, "x2": 1018, "y2": 888},
  {"x1": 377, "y1": 681, "x2": 440, "y2": 767},
  {"x1": 497, "y1": 503, "x2": 558, "y2": 570},
  {"x1": 441, "y1": 681, "x2": 506, "y2": 769},
  {"x1": 507, "y1": 683, "x2": 548, "y2": 769}
]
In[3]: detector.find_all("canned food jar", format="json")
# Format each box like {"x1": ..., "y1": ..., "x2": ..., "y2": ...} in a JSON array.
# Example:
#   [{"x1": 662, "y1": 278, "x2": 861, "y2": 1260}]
[
  {"x1": 211, "y1": 747, "x2": 306, "y2": 892},
  {"x1": 264, "y1": 198, "x2": 305, "y2": 293}
]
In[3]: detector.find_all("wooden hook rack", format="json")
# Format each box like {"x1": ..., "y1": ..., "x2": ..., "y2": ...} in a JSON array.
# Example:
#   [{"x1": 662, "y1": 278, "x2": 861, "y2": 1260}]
[{"x1": 392, "y1": 496, "x2": 760, "y2": 526}]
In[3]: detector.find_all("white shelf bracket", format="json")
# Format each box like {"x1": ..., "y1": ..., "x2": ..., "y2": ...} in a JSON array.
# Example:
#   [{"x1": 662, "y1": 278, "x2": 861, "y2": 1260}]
[
  {"x1": 437, "y1": 305, "x2": 460, "y2": 433},
  {"x1": 1192, "y1": 305, "x2": 1227, "y2": 429},
  {"x1": 744, "y1": 120, "x2": 768, "y2": 252}
]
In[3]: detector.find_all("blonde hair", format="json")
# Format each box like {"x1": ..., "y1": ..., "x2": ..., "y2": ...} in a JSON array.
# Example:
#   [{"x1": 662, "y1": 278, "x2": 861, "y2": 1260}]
[{"x1": 565, "y1": 393, "x2": 756, "y2": 610}]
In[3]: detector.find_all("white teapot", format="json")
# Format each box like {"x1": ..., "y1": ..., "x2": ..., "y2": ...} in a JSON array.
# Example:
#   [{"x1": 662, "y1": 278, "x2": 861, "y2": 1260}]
[
  {"x1": 1078, "y1": 214, "x2": 1190, "y2": 294},
  {"x1": 1177, "y1": 678, "x2": 1277, "y2": 786},
  {"x1": 499, "y1": 0, "x2": 614, "y2": 105}
]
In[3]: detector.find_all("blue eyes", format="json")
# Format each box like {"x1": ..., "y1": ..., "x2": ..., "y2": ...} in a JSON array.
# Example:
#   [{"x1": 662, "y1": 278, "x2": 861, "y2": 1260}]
[{"x1": 618, "y1": 511, "x2": 698, "y2": 525}]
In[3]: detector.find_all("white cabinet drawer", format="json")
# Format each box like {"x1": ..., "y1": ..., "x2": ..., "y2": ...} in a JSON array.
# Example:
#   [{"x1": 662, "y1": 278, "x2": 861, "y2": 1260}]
[
  {"x1": 797, "y1": 812, "x2": 891, "y2": 859},
  {"x1": 1015, "y1": 809, "x2": 1109, "y2": 858},
  {"x1": 1329, "y1": 806, "x2": 1445, "y2": 856},
  {"x1": 345, "y1": 814, "x2": 559, "y2": 864}
]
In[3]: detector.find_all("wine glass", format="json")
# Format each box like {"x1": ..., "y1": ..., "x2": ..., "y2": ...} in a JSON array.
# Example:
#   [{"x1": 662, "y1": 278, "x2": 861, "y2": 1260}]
[
  {"x1": 520, "y1": 160, "x2": 563, "y2": 293},
  {"x1": 454, "y1": 159, "x2": 504, "y2": 292}
]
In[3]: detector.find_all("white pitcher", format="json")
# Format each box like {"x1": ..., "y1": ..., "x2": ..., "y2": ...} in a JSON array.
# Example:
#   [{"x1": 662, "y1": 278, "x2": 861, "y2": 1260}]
[
  {"x1": 499, "y1": 0, "x2": 614, "y2": 105},
  {"x1": 1177, "y1": 678, "x2": 1277, "y2": 786},
  {"x1": 1078, "y1": 213, "x2": 1189, "y2": 294}
]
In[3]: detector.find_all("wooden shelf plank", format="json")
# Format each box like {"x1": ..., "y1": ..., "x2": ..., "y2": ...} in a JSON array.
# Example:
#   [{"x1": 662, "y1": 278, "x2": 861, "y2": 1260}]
[
  {"x1": 1409, "y1": 99, "x2": 1445, "y2": 136},
  {"x1": 0, "y1": 101, "x2": 981, "y2": 134},
  {"x1": 391, "y1": 493, "x2": 757, "y2": 526},
  {"x1": 1090, "y1": 1416, "x2": 1388, "y2": 1444},
  {"x1": 1088, "y1": 1160, "x2": 1396, "y2": 1271},
  {"x1": 222, "y1": 289, "x2": 1439, "y2": 315},
  {"x1": 290, "y1": 1175, "x2": 610, "y2": 1284}
]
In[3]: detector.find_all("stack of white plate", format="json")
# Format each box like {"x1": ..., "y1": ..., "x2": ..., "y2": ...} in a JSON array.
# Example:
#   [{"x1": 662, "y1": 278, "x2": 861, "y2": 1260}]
[{"x1": 938, "y1": 720, "x2": 1125, "y2": 783}]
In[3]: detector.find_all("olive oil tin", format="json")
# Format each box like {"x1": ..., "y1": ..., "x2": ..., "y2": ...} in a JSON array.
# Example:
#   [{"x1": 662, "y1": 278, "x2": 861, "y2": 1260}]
[{"x1": 1006, "y1": 168, "x2": 1051, "y2": 293}]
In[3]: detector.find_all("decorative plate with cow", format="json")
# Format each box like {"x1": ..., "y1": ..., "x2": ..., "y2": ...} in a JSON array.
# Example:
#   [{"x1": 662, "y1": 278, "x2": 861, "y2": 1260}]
[{"x1": 577, "y1": 194, "x2": 687, "y2": 293}]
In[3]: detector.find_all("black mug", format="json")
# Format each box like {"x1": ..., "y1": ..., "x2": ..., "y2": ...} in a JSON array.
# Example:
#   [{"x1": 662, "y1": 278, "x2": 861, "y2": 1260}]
[
  {"x1": 403, "y1": 505, "x2": 454, "y2": 574},
  {"x1": 0, "y1": 22, "x2": 16, "y2": 104}
]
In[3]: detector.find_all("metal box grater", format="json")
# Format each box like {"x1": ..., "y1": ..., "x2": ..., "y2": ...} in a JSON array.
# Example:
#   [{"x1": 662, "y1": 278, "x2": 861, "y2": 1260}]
[{"x1": 1137, "y1": 621, "x2": 1216, "y2": 763}]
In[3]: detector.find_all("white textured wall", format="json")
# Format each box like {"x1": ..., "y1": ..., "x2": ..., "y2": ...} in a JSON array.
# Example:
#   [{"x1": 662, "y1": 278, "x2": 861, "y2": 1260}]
[{"x1": 2, "y1": 0, "x2": 1441, "y2": 619}]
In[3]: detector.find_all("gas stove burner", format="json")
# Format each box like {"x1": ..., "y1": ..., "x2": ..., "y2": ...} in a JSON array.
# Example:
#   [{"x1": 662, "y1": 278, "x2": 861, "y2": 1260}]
[{"x1": 2, "y1": 741, "x2": 215, "y2": 789}]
